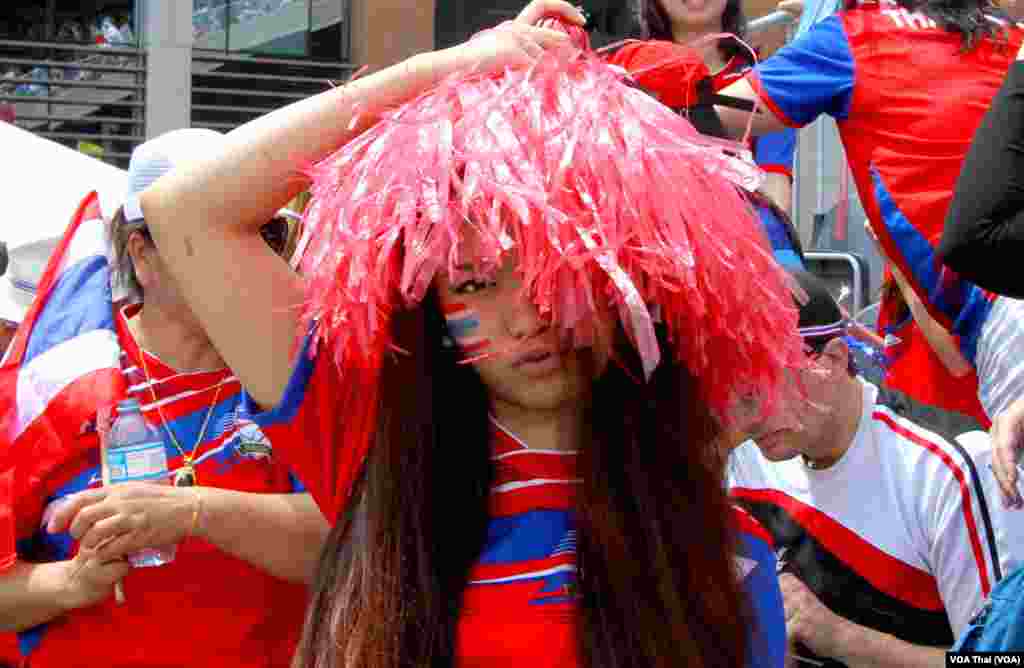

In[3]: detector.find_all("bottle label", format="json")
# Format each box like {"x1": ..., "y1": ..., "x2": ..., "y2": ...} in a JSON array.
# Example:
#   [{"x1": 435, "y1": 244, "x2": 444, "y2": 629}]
[{"x1": 107, "y1": 441, "x2": 168, "y2": 484}]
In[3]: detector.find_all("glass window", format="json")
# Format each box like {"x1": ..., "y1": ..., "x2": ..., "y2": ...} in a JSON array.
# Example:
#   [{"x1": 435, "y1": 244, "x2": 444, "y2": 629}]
[
  {"x1": 193, "y1": 0, "x2": 229, "y2": 51},
  {"x1": 192, "y1": 0, "x2": 346, "y2": 57}
]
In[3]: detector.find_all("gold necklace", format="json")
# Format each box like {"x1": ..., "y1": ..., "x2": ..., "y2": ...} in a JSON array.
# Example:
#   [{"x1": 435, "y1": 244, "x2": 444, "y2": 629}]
[{"x1": 138, "y1": 348, "x2": 225, "y2": 487}]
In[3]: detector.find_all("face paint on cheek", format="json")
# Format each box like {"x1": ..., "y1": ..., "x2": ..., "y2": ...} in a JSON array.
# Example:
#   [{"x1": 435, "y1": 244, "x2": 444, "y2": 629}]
[{"x1": 443, "y1": 302, "x2": 492, "y2": 354}]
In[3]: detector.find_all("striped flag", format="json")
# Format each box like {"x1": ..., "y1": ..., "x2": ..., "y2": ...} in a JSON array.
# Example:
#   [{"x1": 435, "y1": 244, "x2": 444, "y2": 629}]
[{"x1": 0, "y1": 191, "x2": 125, "y2": 562}]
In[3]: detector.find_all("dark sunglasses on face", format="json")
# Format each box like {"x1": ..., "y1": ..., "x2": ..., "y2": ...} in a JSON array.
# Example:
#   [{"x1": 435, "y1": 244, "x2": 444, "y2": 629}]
[{"x1": 259, "y1": 218, "x2": 290, "y2": 256}]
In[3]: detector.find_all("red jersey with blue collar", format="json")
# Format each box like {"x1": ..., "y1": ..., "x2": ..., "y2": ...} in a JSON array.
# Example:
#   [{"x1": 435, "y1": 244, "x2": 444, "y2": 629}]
[
  {"x1": 1, "y1": 304, "x2": 308, "y2": 667},
  {"x1": 244, "y1": 333, "x2": 788, "y2": 668},
  {"x1": 747, "y1": 1, "x2": 1023, "y2": 363}
]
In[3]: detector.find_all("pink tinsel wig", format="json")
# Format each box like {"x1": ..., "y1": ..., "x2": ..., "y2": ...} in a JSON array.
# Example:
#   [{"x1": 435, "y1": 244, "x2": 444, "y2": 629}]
[{"x1": 297, "y1": 30, "x2": 805, "y2": 426}]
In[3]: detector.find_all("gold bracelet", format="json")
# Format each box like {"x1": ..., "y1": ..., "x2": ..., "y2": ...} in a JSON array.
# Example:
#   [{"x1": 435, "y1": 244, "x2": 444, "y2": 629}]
[{"x1": 188, "y1": 488, "x2": 203, "y2": 539}]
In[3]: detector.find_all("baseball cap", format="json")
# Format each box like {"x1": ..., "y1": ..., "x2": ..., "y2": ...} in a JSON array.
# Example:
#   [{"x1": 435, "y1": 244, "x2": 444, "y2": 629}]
[
  {"x1": 789, "y1": 269, "x2": 846, "y2": 342},
  {"x1": 121, "y1": 128, "x2": 303, "y2": 254},
  {"x1": 122, "y1": 128, "x2": 224, "y2": 224},
  {"x1": 0, "y1": 236, "x2": 59, "y2": 325}
]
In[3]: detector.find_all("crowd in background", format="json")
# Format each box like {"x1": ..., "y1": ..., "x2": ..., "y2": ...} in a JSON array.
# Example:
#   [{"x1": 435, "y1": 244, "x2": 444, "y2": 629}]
[{"x1": 0, "y1": 9, "x2": 135, "y2": 99}]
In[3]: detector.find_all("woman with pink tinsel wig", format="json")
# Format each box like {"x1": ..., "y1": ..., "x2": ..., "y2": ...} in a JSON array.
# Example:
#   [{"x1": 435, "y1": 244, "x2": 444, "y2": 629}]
[{"x1": 125, "y1": 1, "x2": 806, "y2": 666}]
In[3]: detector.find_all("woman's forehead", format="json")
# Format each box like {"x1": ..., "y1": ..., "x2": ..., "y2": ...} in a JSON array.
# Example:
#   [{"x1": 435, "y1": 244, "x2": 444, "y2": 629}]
[{"x1": 442, "y1": 222, "x2": 516, "y2": 269}]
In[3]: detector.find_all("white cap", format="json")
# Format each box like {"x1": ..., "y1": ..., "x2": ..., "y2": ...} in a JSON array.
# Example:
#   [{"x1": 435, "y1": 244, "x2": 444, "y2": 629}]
[
  {"x1": 121, "y1": 127, "x2": 302, "y2": 227},
  {"x1": 122, "y1": 128, "x2": 224, "y2": 223},
  {"x1": 0, "y1": 237, "x2": 59, "y2": 325}
]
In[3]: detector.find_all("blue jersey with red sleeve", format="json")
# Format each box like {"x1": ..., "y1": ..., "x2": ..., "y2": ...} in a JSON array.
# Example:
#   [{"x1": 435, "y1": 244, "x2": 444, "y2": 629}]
[
  {"x1": 243, "y1": 332, "x2": 786, "y2": 668},
  {"x1": 747, "y1": 1, "x2": 1023, "y2": 363}
]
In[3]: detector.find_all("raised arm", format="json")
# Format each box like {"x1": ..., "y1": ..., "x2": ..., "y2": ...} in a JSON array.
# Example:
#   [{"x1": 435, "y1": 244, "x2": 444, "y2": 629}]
[
  {"x1": 139, "y1": 1, "x2": 584, "y2": 408},
  {"x1": 717, "y1": 15, "x2": 856, "y2": 140},
  {"x1": 940, "y1": 52, "x2": 1024, "y2": 299}
]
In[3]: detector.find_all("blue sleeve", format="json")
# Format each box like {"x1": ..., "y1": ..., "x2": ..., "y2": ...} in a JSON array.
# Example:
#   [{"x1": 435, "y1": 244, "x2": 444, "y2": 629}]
[
  {"x1": 751, "y1": 14, "x2": 856, "y2": 126},
  {"x1": 756, "y1": 204, "x2": 805, "y2": 270},
  {"x1": 754, "y1": 128, "x2": 796, "y2": 176},
  {"x1": 739, "y1": 533, "x2": 787, "y2": 668},
  {"x1": 288, "y1": 471, "x2": 307, "y2": 493}
]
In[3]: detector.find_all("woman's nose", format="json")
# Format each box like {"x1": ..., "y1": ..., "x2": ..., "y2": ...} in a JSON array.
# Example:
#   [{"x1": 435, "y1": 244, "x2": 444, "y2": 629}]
[{"x1": 505, "y1": 292, "x2": 548, "y2": 341}]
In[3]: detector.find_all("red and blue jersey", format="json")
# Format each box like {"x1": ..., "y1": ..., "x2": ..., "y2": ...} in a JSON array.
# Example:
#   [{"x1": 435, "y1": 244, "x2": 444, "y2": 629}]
[
  {"x1": 747, "y1": 0, "x2": 1024, "y2": 363},
  {"x1": 245, "y1": 335, "x2": 787, "y2": 667}
]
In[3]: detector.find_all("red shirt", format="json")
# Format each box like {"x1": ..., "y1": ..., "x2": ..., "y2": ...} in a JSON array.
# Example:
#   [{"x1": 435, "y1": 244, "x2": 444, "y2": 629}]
[{"x1": 1, "y1": 305, "x2": 307, "y2": 667}]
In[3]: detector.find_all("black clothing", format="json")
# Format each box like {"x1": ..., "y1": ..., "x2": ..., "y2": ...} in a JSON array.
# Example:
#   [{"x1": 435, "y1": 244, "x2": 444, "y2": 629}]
[{"x1": 941, "y1": 60, "x2": 1024, "y2": 298}]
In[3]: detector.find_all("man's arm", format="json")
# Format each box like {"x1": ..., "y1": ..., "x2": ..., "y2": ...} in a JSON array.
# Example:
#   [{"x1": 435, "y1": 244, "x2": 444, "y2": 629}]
[
  {"x1": 49, "y1": 485, "x2": 329, "y2": 585},
  {"x1": 892, "y1": 264, "x2": 971, "y2": 378},
  {"x1": 0, "y1": 555, "x2": 129, "y2": 632},
  {"x1": 865, "y1": 222, "x2": 971, "y2": 377},
  {"x1": 828, "y1": 615, "x2": 946, "y2": 668},
  {"x1": 780, "y1": 573, "x2": 945, "y2": 668}
]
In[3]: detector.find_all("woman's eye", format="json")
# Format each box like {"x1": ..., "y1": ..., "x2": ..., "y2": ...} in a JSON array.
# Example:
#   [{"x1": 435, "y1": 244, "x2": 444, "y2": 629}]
[{"x1": 453, "y1": 279, "x2": 497, "y2": 295}]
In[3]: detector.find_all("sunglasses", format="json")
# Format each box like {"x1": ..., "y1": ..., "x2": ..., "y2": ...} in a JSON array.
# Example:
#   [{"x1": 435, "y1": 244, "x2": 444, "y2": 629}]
[
  {"x1": 259, "y1": 217, "x2": 290, "y2": 256},
  {"x1": 137, "y1": 214, "x2": 293, "y2": 257}
]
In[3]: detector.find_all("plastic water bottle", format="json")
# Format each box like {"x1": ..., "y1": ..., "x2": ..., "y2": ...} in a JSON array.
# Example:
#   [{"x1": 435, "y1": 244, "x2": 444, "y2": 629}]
[{"x1": 106, "y1": 398, "x2": 177, "y2": 567}]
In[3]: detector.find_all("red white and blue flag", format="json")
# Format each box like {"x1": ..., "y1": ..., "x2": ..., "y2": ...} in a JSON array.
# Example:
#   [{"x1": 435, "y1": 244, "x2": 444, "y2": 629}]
[{"x1": 0, "y1": 191, "x2": 124, "y2": 569}]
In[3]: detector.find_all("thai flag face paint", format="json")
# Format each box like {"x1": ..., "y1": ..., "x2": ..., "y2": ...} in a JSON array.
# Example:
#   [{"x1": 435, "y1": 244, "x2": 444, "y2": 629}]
[{"x1": 443, "y1": 302, "x2": 491, "y2": 354}]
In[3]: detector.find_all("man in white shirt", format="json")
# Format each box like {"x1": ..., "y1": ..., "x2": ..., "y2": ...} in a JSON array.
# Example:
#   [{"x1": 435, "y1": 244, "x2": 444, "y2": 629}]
[{"x1": 729, "y1": 270, "x2": 1023, "y2": 668}]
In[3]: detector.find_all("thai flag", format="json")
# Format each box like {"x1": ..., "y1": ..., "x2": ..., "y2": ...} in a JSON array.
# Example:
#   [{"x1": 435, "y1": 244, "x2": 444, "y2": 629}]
[
  {"x1": 443, "y1": 302, "x2": 490, "y2": 354},
  {"x1": 0, "y1": 191, "x2": 124, "y2": 568}
]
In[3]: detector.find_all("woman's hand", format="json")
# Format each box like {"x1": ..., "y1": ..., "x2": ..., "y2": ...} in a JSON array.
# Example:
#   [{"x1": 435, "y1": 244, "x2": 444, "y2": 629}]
[
  {"x1": 435, "y1": 0, "x2": 586, "y2": 75},
  {"x1": 516, "y1": 0, "x2": 587, "y2": 26},
  {"x1": 45, "y1": 483, "x2": 198, "y2": 562},
  {"x1": 52, "y1": 550, "x2": 131, "y2": 612}
]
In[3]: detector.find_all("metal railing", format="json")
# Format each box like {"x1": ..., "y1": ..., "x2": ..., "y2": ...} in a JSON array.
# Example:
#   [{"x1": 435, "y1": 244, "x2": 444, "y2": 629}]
[
  {"x1": 747, "y1": 10, "x2": 798, "y2": 33},
  {"x1": 191, "y1": 51, "x2": 354, "y2": 132},
  {"x1": 0, "y1": 40, "x2": 146, "y2": 168}
]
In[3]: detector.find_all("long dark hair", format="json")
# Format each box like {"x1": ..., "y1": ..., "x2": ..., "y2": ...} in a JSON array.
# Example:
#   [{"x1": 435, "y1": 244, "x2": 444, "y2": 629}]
[
  {"x1": 294, "y1": 291, "x2": 750, "y2": 668},
  {"x1": 846, "y1": 0, "x2": 1010, "y2": 49},
  {"x1": 637, "y1": 0, "x2": 750, "y2": 63}
]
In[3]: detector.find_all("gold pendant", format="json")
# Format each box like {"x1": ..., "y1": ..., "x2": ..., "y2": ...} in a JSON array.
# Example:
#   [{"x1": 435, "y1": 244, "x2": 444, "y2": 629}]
[{"x1": 174, "y1": 464, "x2": 197, "y2": 487}]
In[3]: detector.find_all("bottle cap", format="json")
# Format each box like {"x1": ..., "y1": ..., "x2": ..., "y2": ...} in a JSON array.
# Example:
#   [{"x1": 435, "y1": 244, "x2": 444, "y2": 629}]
[{"x1": 116, "y1": 397, "x2": 141, "y2": 412}]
